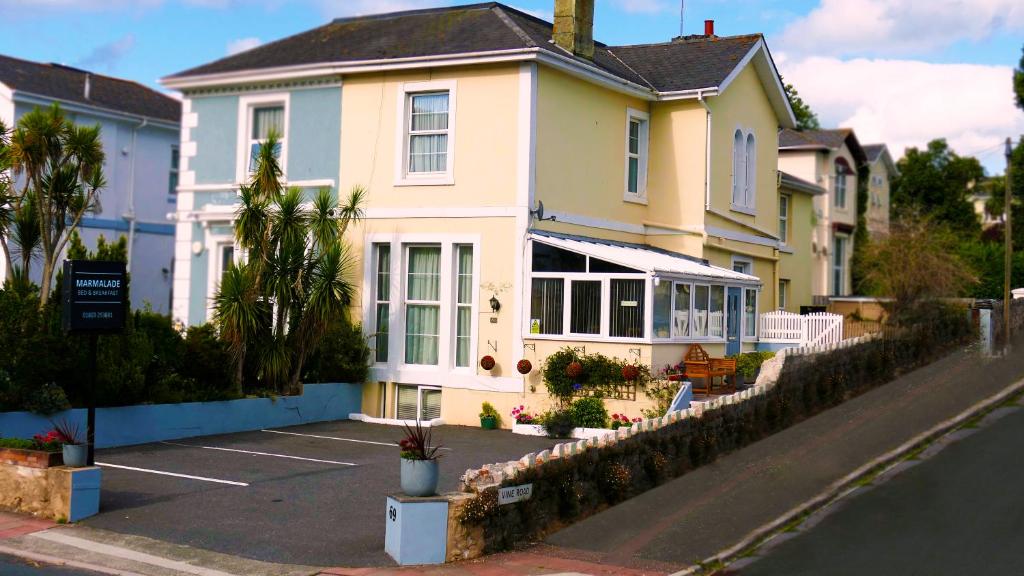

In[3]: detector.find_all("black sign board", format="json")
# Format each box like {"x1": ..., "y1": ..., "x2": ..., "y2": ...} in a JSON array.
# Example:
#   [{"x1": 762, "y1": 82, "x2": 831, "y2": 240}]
[{"x1": 62, "y1": 260, "x2": 128, "y2": 334}]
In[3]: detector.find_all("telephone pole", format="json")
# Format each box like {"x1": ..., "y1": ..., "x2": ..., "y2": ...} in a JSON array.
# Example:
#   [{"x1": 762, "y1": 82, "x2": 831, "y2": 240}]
[{"x1": 1005, "y1": 137, "x2": 1013, "y2": 349}]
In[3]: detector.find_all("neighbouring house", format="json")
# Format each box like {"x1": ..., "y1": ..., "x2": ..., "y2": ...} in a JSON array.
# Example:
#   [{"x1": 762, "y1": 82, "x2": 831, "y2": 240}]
[
  {"x1": 0, "y1": 55, "x2": 181, "y2": 313},
  {"x1": 162, "y1": 1, "x2": 802, "y2": 425},
  {"x1": 777, "y1": 171, "x2": 825, "y2": 313},
  {"x1": 969, "y1": 190, "x2": 1003, "y2": 229},
  {"x1": 778, "y1": 128, "x2": 867, "y2": 298},
  {"x1": 862, "y1": 143, "x2": 896, "y2": 238}
]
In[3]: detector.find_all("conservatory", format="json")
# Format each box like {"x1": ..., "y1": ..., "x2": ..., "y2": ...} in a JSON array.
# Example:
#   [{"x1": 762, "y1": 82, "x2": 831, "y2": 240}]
[{"x1": 526, "y1": 232, "x2": 762, "y2": 348}]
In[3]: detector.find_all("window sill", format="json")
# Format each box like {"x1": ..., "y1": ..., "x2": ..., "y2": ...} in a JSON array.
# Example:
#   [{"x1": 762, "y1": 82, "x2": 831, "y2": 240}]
[
  {"x1": 623, "y1": 194, "x2": 648, "y2": 205},
  {"x1": 652, "y1": 337, "x2": 728, "y2": 344},
  {"x1": 524, "y1": 333, "x2": 650, "y2": 344},
  {"x1": 395, "y1": 174, "x2": 455, "y2": 187},
  {"x1": 730, "y1": 204, "x2": 757, "y2": 217}
]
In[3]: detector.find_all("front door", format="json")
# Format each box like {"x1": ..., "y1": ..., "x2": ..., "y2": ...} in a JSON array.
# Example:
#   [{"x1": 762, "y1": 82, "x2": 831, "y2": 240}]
[{"x1": 726, "y1": 287, "x2": 742, "y2": 356}]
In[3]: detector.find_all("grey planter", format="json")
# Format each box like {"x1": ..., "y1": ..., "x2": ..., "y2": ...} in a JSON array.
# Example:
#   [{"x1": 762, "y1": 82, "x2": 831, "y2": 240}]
[
  {"x1": 400, "y1": 458, "x2": 439, "y2": 497},
  {"x1": 63, "y1": 444, "x2": 87, "y2": 468}
]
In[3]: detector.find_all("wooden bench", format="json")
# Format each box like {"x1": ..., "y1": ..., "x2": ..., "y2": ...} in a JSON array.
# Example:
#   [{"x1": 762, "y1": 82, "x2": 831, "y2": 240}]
[
  {"x1": 683, "y1": 344, "x2": 711, "y2": 395},
  {"x1": 709, "y1": 358, "x2": 737, "y2": 394}
]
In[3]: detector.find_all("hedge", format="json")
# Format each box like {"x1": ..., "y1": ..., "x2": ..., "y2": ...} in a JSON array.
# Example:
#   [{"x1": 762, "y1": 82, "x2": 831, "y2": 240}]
[{"x1": 463, "y1": 308, "x2": 973, "y2": 552}]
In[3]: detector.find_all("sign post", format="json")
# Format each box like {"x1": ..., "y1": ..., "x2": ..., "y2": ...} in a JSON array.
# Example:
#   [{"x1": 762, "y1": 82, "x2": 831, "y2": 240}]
[{"x1": 62, "y1": 260, "x2": 128, "y2": 466}]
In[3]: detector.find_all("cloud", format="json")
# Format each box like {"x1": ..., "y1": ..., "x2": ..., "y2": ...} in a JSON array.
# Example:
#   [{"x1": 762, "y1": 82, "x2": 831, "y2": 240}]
[
  {"x1": 75, "y1": 34, "x2": 136, "y2": 72},
  {"x1": 779, "y1": 55, "x2": 1024, "y2": 173},
  {"x1": 779, "y1": 0, "x2": 1024, "y2": 58},
  {"x1": 226, "y1": 37, "x2": 262, "y2": 55}
]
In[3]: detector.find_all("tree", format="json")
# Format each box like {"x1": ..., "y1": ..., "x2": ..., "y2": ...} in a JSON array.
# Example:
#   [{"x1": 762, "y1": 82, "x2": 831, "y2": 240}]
[
  {"x1": 860, "y1": 215, "x2": 977, "y2": 323},
  {"x1": 213, "y1": 134, "x2": 365, "y2": 394},
  {"x1": 890, "y1": 139, "x2": 983, "y2": 238},
  {"x1": 783, "y1": 80, "x2": 821, "y2": 131},
  {"x1": 3, "y1": 104, "x2": 105, "y2": 307}
]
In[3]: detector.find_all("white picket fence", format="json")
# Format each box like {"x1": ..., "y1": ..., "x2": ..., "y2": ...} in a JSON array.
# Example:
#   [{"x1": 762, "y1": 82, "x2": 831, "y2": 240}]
[{"x1": 760, "y1": 310, "x2": 844, "y2": 347}]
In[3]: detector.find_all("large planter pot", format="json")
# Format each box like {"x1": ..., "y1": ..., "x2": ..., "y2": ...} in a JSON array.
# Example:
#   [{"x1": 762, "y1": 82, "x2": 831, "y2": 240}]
[
  {"x1": 400, "y1": 458, "x2": 439, "y2": 497},
  {"x1": 62, "y1": 444, "x2": 87, "y2": 468},
  {"x1": 480, "y1": 415, "x2": 497, "y2": 430}
]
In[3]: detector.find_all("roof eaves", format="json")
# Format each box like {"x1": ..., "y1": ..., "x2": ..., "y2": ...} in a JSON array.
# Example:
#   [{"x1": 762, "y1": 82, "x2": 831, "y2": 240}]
[{"x1": 10, "y1": 88, "x2": 180, "y2": 126}]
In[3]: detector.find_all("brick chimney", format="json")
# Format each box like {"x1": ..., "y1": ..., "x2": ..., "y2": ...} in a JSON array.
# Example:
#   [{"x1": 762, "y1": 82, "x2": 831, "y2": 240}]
[
  {"x1": 553, "y1": 0, "x2": 594, "y2": 60},
  {"x1": 704, "y1": 19, "x2": 715, "y2": 36}
]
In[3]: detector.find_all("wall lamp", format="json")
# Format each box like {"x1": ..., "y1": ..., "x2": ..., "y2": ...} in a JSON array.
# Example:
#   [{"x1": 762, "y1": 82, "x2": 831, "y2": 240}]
[{"x1": 489, "y1": 295, "x2": 501, "y2": 313}]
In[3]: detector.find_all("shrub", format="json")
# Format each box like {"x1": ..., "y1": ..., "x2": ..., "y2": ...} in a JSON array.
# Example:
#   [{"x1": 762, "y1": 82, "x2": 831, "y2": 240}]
[
  {"x1": 542, "y1": 347, "x2": 651, "y2": 405},
  {"x1": 22, "y1": 382, "x2": 71, "y2": 415},
  {"x1": 731, "y1": 351, "x2": 776, "y2": 379},
  {"x1": 479, "y1": 402, "x2": 501, "y2": 426},
  {"x1": 303, "y1": 320, "x2": 371, "y2": 384},
  {"x1": 568, "y1": 397, "x2": 609, "y2": 429},
  {"x1": 540, "y1": 409, "x2": 575, "y2": 438}
]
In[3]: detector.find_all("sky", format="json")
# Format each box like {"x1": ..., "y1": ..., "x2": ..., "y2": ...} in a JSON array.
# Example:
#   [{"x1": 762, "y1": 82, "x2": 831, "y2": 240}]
[{"x1": 1, "y1": 0, "x2": 1022, "y2": 173}]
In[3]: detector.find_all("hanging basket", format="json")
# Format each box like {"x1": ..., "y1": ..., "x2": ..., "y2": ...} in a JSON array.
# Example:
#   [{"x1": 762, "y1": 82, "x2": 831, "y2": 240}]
[
  {"x1": 622, "y1": 364, "x2": 639, "y2": 382},
  {"x1": 480, "y1": 355, "x2": 496, "y2": 371},
  {"x1": 566, "y1": 361, "x2": 583, "y2": 380},
  {"x1": 516, "y1": 359, "x2": 532, "y2": 375}
]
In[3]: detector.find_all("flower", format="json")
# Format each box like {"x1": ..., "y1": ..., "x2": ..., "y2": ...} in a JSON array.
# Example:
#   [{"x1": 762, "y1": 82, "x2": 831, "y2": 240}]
[{"x1": 573, "y1": 382, "x2": 582, "y2": 391}]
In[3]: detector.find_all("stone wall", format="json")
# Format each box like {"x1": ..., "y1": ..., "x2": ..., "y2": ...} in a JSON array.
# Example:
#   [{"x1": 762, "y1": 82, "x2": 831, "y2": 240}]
[{"x1": 0, "y1": 463, "x2": 99, "y2": 522}]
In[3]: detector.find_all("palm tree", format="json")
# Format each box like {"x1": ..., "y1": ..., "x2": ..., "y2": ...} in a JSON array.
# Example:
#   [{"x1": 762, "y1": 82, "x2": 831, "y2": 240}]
[
  {"x1": 5, "y1": 104, "x2": 105, "y2": 306},
  {"x1": 213, "y1": 134, "x2": 364, "y2": 394}
]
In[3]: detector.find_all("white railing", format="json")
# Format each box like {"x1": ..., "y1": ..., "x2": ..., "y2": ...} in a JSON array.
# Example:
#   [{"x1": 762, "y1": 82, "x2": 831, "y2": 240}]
[{"x1": 759, "y1": 311, "x2": 843, "y2": 347}]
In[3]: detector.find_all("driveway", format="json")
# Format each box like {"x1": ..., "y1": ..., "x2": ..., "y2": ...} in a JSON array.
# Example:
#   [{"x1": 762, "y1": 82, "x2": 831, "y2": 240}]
[{"x1": 83, "y1": 420, "x2": 556, "y2": 567}]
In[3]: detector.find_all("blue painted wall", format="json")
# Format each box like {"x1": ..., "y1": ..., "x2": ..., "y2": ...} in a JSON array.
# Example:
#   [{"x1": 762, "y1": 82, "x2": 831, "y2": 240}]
[
  {"x1": 188, "y1": 221, "x2": 210, "y2": 325},
  {"x1": 287, "y1": 87, "x2": 341, "y2": 183},
  {"x1": 190, "y1": 95, "x2": 239, "y2": 184},
  {"x1": 0, "y1": 383, "x2": 361, "y2": 449}
]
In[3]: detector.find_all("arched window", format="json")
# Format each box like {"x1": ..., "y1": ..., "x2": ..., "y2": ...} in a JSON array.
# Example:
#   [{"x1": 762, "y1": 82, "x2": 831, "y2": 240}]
[
  {"x1": 745, "y1": 133, "x2": 756, "y2": 209},
  {"x1": 732, "y1": 129, "x2": 745, "y2": 206}
]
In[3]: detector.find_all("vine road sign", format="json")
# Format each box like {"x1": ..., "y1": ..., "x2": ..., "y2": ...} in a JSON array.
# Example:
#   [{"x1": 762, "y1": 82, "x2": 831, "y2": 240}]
[
  {"x1": 62, "y1": 260, "x2": 127, "y2": 334},
  {"x1": 498, "y1": 483, "x2": 533, "y2": 505}
]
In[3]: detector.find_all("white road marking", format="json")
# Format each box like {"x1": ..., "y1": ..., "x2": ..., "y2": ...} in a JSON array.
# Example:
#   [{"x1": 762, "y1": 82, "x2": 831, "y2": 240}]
[
  {"x1": 30, "y1": 531, "x2": 243, "y2": 576},
  {"x1": 160, "y1": 441, "x2": 357, "y2": 466},
  {"x1": 260, "y1": 428, "x2": 452, "y2": 450},
  {"x1": 95, "y1": 462, "x2": 249, "y2": 486}
]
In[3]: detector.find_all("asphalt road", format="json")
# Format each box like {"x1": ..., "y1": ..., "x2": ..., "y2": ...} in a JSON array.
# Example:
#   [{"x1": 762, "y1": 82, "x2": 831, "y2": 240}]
[
  {"x1": 738, "y1": 401, "x2": 1024, "y2": 576},
  {"x1": 0, "y1": 554, "x2": 97, "y2": 575},
  {"x1": 83, "y1": 420, "x2": 556, "y2": 567}
]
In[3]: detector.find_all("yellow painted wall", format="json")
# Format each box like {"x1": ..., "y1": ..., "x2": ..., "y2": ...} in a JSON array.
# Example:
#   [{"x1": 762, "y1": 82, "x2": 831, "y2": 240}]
[
  {"x1": 534, "y1": 66, "x2": 651, "y2": 227},
  {"x1": 339, "y1": 64, "x2": 521, "y2": 209},
  {"x1": 646, "y1": 99, "x2": 708, "y2": 233},
  {"x1": 778, "y1": 189, "x2": 816, "y2": 311},
  {"x1": 866, "y1": 160, "x2": 891, "y2": 237},
  {"x1": 707, "y1": 65, "x2": 782, "y2": 236}
]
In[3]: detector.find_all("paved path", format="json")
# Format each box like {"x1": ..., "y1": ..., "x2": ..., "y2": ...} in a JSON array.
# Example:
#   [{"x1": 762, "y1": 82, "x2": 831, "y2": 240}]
[
  {"x1": 542, "y1": 342, "x2": 1024, "y2": 569},
  {"x1": 734, "y1": 400, "x2": 1024, "y2": 576},
  {"x1": 0, "y1": 553, "x2": 99, "y2": 575}
]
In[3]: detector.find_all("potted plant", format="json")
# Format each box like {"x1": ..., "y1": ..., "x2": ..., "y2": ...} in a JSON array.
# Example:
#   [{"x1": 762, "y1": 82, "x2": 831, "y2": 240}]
[
  {"x1": 52, "y1": 420, "x2": 86, "y2": 468},
  {"x1": 479, "y1": 402, "x2": 501, "y2": 429},
  {"x1": 610, "y1": 413, "x2": 642, "y2": 430},
  {"x1": 396, "y1": 421, "x2": 442, "y2": 497}
]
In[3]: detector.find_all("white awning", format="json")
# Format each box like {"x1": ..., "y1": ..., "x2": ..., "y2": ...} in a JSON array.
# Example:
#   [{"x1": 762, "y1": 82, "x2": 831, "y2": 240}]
[{"x1": 530, "y1": 232, "x2": 761, "y2": 286}]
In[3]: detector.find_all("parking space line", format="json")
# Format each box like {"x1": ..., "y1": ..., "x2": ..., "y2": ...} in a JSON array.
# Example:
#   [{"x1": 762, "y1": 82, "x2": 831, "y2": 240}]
[
  {"x1": 260, "y1": 428, "x2": 451, "y2": 450},
  {"x1": 160, "y1": 441, "x2": 357, "y2": 466},
  {"x1": 95, "y1": 462, "x2": 249, "y2": 486}
]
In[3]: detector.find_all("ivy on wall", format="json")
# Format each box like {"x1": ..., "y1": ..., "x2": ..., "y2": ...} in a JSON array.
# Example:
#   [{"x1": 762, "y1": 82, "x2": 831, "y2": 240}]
[{"x1": 851, "y1": 163, "x2": 872, "y2": 294}]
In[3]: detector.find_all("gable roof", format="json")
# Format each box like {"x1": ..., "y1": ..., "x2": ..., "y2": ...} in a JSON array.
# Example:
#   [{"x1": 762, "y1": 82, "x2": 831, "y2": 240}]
[
  {"x1": 779, "y1": 128, "x2": 868, "y2": 166},
  {"x1": 0, "y1": 54, "x2": 180, "y2": 124},
  {"x1": 162, "y1": 2, "x2": 794, "y2": 125},
  {"x1": 862, "y1": 143, "x2": 899, "y2": 176}
]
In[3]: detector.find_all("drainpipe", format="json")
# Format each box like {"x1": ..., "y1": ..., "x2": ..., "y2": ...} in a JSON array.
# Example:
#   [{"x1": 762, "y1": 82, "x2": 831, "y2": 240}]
[
  {"x1": 124, "y1": 118, "x2": 148, "y2": 272},
  {"x1": 697, "y1": 90, "x2": 712, "y2": 211}
]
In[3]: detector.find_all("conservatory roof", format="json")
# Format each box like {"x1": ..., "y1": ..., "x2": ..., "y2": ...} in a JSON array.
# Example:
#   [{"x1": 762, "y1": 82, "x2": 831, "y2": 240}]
[{"x1": 530, "y1": 231, "x2": 761, "y2": 286}]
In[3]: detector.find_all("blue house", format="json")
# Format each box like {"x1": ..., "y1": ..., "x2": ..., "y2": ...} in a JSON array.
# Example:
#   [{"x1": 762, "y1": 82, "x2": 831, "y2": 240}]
[{"x1": 0, "y1": 55, "x2": 181, "y2": 313}]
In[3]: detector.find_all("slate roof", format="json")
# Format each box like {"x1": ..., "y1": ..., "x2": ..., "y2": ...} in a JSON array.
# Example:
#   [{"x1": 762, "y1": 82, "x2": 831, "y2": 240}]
[
  {"x1": 862, "y1": 144, "x2": 885, "y2": 162},
  {"x1": 779, "y1": 170, "x2": 826, "y2": 195},
  {"x1": 779, "y1": 128, "x2": 867, "y2": 166},
  {"x1": 166, "y1": 2, "x2": 763, "y2": 95},
  {"x1": 0, "y1": 54, "x2": 180, "y2": 123}
]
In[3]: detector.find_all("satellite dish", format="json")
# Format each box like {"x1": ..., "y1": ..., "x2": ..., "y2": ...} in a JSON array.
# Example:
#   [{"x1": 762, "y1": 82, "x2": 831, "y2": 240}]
[{"x1": 530, "y1": 200, "x2": 555, "y2": 222}]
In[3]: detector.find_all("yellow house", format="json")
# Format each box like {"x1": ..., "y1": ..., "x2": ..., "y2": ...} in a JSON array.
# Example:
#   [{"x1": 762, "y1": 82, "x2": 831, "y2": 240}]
[
  {"x1": 777, "y1": 172, "x2": 825, "y2": 312},
  {"x1": 163, "y1": 1, "x2": 801, "y2": 426},
  {"x1": 778, "y1": 129, "x2": 867, "y2": 298}
]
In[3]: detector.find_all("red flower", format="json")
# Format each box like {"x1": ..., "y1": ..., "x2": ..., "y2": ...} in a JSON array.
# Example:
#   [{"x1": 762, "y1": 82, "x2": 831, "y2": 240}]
[
  {"x1": 566, "y1": 361, "x2": 583, "y2": 380},
  {"x1": 516, "y1": 359, "x2": 533, "y2": 375},
  {"x1": 622, "y1": 365, "x2": 639, "y2": 381},
  {"x1": 480, "y1": 355, "x2": 496, "y2": 370}
]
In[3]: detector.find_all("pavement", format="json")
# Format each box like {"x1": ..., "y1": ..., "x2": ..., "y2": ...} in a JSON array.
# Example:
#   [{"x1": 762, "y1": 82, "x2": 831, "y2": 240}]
[
  {"x1": 733, "y1": 398, "x2": 1024, "y2": 576},
  {"x1": 541, "y1": 339, "x2": 1024, "y2": 571},
  {"x1": 0, "y1": 553, "x2": 99, "y2": 576}
]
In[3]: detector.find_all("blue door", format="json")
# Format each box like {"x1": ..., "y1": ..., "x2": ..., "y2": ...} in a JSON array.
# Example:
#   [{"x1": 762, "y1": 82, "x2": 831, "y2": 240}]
[{"x1": 726, "y1": 287, "x2": 742, "y2": 356}]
